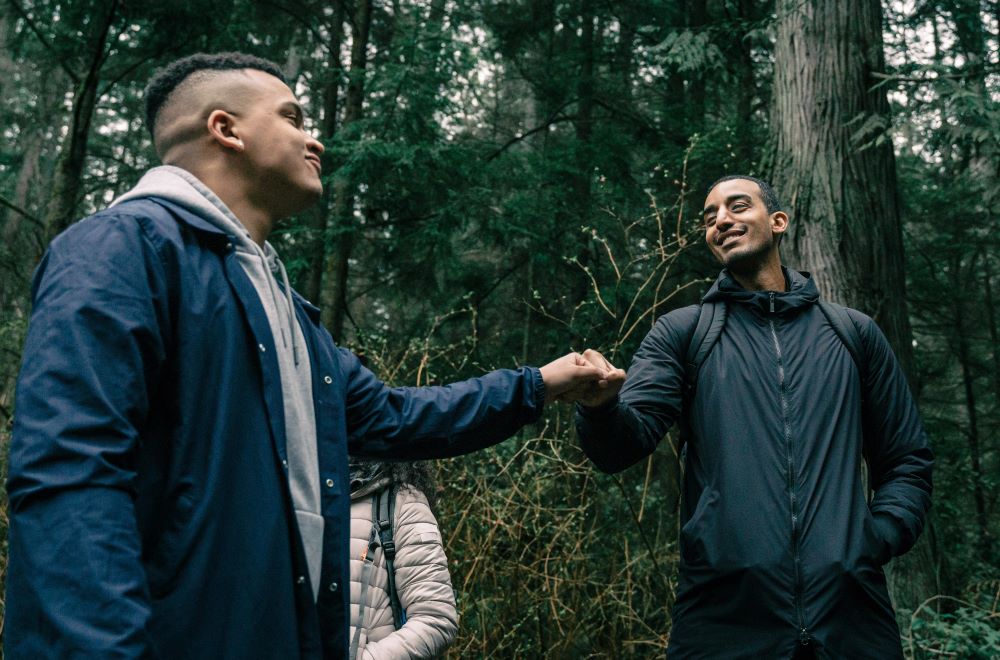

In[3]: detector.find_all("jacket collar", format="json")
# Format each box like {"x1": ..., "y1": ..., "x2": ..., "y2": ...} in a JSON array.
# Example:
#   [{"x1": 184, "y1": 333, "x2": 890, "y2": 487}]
[
  {"x1": 292, "y1": 290, "x2": 322, "y2": 324},
  {"x1": 126, "y1": 197, "x2": 229, "y2": 236},
  {"x1": 703, "y1": 267, "x2": 819, "y2": 315},
  {"x1": 121, "y1": 197, "x2": 326, "y2": 325}
]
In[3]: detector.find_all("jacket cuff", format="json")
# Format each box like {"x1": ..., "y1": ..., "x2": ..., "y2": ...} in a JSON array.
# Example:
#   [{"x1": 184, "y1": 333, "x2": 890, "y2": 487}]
[
  {"x1": 576, "y1": 396, "x2": 619, "y2": 418},
  {"x1": 872, "y1": 513, "x2": 905, "y2": 561},
  {"x1": 527, "y1": 366, "x2": 546, "y2": 414}
]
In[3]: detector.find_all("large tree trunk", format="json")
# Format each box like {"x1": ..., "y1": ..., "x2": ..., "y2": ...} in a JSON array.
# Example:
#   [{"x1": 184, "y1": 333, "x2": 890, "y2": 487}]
[
  {"x1": 769, "y1": 0, "x2": 936, "y2": 609},
  {"x1": 320, "y1": 0, "x2": 373, "y2": 340}
]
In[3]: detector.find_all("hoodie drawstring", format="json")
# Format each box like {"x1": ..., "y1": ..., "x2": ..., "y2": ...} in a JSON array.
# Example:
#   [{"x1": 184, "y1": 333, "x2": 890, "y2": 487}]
[
  {"x1": 276, "y1": 257, "x2": 300, "y2": 366},
  {"x1": 251, "y1": 241, "x2": 301, "y2": 367}
]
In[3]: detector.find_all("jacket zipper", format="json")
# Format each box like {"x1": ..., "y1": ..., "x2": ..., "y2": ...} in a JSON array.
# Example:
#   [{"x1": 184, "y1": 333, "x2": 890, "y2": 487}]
[{"x1": 768, "y1": 292, "x2": 809, "y2": 645}]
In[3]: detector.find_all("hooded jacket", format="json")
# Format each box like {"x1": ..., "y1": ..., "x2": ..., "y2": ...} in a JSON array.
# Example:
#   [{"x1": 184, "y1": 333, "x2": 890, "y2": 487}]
[
  {"x1": 576, "y1": 269, "x2": 933, "y2": 659},
  {"x1": 6, "y1": 185, "x2": 544, "y2": 659},
  {"x1": 347, "y1": 470, "x2": 458, "y2": 660}
]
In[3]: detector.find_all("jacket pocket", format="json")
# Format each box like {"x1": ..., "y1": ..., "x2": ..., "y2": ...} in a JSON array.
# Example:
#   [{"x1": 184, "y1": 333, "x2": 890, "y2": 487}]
[
  {"x1": 861, "y1": 507, "x2": 891, "y2": 566},
  {"x1": 679, "y1": 489, "x2": 719, "y2": 568},
  {"x1": 147, "y1": 490, "x2": 198, "y2": 599}
]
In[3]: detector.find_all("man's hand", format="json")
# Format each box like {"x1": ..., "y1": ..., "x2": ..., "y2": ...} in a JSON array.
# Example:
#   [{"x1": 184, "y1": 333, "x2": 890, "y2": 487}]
[{"x1": 539, "y1": 349, "x2": 626, "y2": 405}]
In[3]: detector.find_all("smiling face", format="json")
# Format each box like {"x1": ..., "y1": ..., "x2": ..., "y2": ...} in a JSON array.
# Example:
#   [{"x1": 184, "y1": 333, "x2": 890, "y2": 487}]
[
  {"x1": 234, "y1": 70, "x2": 325, "y2": 218},
  {"x1": 702, "y1": 178, "x2": 788, "y2": 274}
]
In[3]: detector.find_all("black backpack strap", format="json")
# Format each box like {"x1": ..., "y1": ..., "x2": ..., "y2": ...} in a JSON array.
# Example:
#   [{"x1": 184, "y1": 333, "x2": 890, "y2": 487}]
[
  {"x1": 817, "y1": 301, "x2": 866, "y2": 384},
  {"x1": 679, "y1": 302, "x2": 727, "y2": 449},
  {"x1": 684, "y1": 301, "x2": 727, "y2": 396},
  {"x1": 375, "y1": 483, "x2": 404, "y2": 630}
]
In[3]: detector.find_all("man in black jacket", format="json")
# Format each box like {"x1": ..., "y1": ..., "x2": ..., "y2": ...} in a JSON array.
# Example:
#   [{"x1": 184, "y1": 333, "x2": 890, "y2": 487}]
[{"x1": 575, "y1": 175, "x2": 933, "y2": 659}]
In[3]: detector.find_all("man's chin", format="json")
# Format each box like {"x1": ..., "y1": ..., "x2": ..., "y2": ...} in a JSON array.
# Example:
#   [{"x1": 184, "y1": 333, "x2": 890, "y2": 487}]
[
  {"x1": 284, "y1": 187, "x2": 323, "y2": 216},
  {"x1": 721, "y1": 248, "x2": 763, "y2": 272}
]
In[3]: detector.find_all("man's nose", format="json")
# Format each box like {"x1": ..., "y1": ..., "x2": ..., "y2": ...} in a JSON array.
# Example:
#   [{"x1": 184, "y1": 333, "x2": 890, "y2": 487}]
[
  {"x1": 715, "y1": 207, "x2": 734, "y2": 228},
  {"x1": 307, "y1": 133, "x2": 325, "y2": 155}
]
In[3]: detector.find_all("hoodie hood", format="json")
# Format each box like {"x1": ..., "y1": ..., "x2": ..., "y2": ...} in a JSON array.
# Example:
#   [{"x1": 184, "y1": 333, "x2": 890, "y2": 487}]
[
  {"x1": 112, "y1": 166, "x2": 301, "y2": 365},
  {"x1": 703, "y1": 267, "x2": 819, "y2": 316}
]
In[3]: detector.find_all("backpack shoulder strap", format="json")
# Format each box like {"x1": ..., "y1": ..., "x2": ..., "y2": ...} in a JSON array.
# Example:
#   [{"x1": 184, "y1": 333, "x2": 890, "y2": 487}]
[
  {"x1": 351, "y1": 493, "x2": 384, "y2": 660},
  {"x1": 684, "y1": 301, "x2": 727, "y2": 394},
  {"x1": 678, "y1": 301, "x2": 726, "y2": 450},
  {"x1": 817, "y1": 301, "x2": 866, "y2": 384},
  {"x1": 375, "y1": 483, "x2": 405, "y2": 630}
]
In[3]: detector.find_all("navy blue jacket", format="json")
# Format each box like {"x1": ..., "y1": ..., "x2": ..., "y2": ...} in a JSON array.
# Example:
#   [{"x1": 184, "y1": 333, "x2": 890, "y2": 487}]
[
  {"x1": 577, "y1": 269, "x2": 932, "y2": 659},
  {"x1": 5, "y1": 198, "x2": 545, "y2": 659}
]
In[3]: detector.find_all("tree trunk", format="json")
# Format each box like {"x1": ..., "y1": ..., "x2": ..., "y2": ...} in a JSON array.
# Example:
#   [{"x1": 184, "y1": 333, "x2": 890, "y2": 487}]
[
  {"x1": 42, "y1": 0, "x2": 118, "y2": 245},
  {"x1": 983, "y1": 257, "x2": 1000, "y2": 420},
  {"x1": 732, "y1": 0, "x2": 757, "y2": 164},
  {"x1": 769, "y1": 0, "x2": 914, "y2": 372},
  {"x1": 569, "y1": 0, "x2": 596, "y2": 305},
  {"x1": 321, "y1": 0, "x2": 373, "y2": 340},
  {"x1": 684, "y1": 0, "x2": 707, "y2": 132},
  {"x1": 952, "y1": 271, "x2": 990, "y2": 559},
  {"x1": 302, "y1": 1, "x2": 347, "y2": 304},
  {"x1": 769, "y1": 0, "x2": 935, "y2": 609}
]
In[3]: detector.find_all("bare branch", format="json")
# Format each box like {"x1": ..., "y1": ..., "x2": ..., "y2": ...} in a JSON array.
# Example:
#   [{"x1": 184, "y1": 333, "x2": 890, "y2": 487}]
[
  {"x1": 0, "y1": 194, "x2": 43, "y2": 229},
  {"x1": 484, "y1": 99, "x2": 578, "y2": 162}
]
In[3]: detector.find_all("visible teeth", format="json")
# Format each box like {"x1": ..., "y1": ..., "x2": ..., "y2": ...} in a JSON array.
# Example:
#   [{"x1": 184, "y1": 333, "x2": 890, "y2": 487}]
[{"x1": 720, "y1": 231, "x2": 744, "y2": 246}]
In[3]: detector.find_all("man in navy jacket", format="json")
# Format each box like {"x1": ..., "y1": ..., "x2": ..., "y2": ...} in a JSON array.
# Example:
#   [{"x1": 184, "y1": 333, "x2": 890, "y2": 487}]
[
  {"x1": 5, "y1": 53, "x2": 621, "y2": 659},
  {"x1": 575, "y1": 175, "x2": 933, "y2": 658}
]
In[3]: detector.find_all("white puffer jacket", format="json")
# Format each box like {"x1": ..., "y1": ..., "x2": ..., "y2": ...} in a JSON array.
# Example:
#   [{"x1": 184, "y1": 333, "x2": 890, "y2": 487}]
[{"x1": 349, "y1": 477, "x2": 458, "y2": 660}]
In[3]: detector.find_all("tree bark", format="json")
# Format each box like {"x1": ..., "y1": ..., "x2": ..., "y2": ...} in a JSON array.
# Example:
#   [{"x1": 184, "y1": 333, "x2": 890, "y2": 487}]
[
  {"x1": 684, "y1": 0, "x2": 707, "y2": 132},
  {"x1": 569, "y1": 0, "x2": 596, "y2": 305},
  {"x1": 769, "y1": 0, "x2": 914, "y2": 373},
  {"x1": 302, "y1": 1, "x2": 347, "y2": 304},
  {"x1": 983, "y1": 256, "x2": 1000, "y2": 422},
  {"x1": 321, "y1": 0, "x2": 373, "y2": 340},
  {"x1": 768, "y1": 0, "x2": 935, "y2": 608},
  {"x1": 42, "y1": 0, "x2": 118, "y2": 245},
  {"x1": 732, "y1": 0, "x2": 757, "y2": 164},
  {"x1": 951, "y1": 264, "x2": 990, "y2": 559}
]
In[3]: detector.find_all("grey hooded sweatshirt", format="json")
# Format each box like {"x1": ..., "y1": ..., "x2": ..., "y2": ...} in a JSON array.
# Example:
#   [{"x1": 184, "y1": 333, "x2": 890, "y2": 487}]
[{"x1": 113, "y1": 165, "x2": 325, "y2": 598}]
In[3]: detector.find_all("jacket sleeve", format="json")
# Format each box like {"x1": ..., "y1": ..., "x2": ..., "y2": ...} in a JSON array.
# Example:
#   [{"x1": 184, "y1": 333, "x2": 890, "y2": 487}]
[
  {"x1": 342, "y1": 352, "x2": 545, "y2": 459},
  {"x1": 853, "y1": 311, "x2": 934, "y2": 560},
  {"x1": 5, "y1": 214, "x2": 168, "y2": 658},
  {"x1": 575, "y1": 306, "x2": 694, "y2": 473},
  {"x1": 362, "y1": 487, "x2": 458, "y2": 660}
]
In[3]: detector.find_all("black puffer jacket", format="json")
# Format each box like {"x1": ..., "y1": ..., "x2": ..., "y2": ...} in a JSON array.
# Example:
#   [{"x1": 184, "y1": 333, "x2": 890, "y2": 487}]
[{"x1": 577, "y1": 269, "x2": 933, "y2": 659}]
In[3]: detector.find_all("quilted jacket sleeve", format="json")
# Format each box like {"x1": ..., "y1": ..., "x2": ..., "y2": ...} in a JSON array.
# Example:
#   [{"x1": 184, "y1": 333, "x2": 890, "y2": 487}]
[
  {"x1": 362, "y1": 487, "x2": 458, "y2": 660},
  {"x1": 575, "y1": 306, "x2": 695, "y2": 473},
  {"x1": 853, "y1": 311, "x2": 934, "y2": 560},
  {"x1": 5, "y1": 214, "x2": 168, "y2": 658}
]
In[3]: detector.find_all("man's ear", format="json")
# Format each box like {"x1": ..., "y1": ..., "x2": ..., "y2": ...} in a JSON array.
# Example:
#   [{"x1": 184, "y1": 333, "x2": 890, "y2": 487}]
[
  {"x1": 770, "y1": 211, "x2": 789, "y2": 236},
  {"x1": 207, "y1": 109, "x2": 243, "y2": 152}
]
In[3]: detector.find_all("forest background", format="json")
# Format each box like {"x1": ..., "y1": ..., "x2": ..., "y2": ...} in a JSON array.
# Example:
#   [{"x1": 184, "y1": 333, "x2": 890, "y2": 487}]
[{"x1": 0, "y1": 0, "x2": 997, "y2": 656}]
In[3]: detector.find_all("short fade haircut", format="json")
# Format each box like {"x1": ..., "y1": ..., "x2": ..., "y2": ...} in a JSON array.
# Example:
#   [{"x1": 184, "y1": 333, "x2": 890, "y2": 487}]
[
  {"x1": 707, "y1": 175, "x2": 783, "y2": 214},
  {"x1": 143, "y1": 52, "x2": 287, "y2": 135}
]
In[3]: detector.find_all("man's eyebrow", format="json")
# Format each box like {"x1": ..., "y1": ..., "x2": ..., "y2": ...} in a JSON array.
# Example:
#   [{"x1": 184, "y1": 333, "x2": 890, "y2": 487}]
[{"x1": 703, "y1": 193, "x2": 753, "y2": 217}]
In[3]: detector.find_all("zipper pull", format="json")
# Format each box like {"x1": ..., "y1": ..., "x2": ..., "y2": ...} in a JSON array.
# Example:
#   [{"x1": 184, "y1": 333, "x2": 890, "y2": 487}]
[{"x1": 769, "y1": 292, "x2": 776, "y2": 314}]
